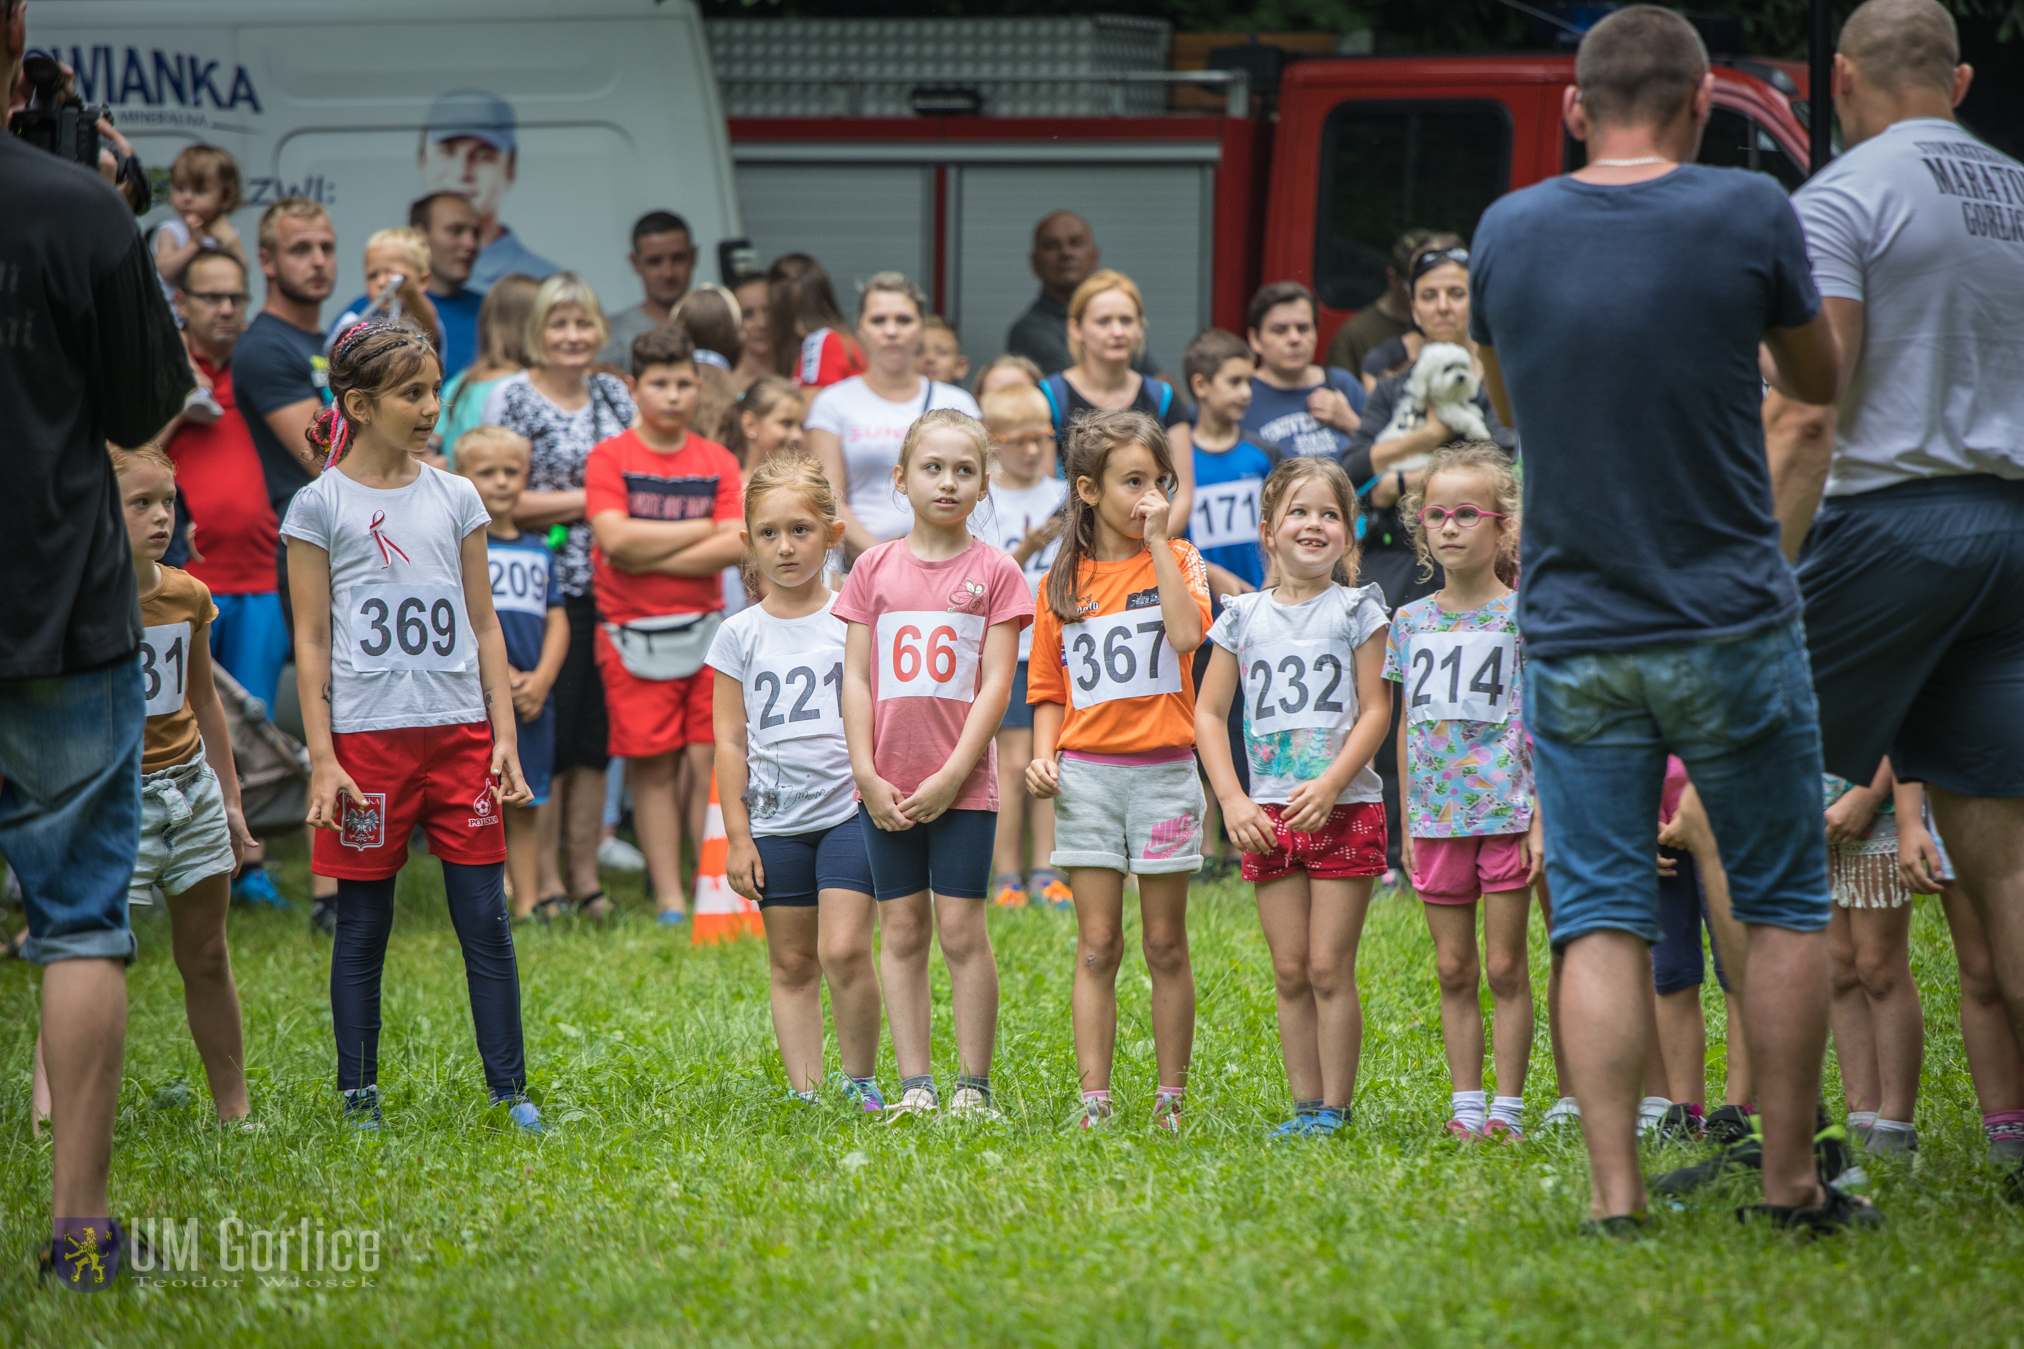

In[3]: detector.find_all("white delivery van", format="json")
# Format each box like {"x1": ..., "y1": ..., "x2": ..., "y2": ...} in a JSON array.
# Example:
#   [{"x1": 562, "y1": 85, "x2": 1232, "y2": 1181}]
[{"x1": 28, "y1": 0, "x2": 746, "y2": 315}]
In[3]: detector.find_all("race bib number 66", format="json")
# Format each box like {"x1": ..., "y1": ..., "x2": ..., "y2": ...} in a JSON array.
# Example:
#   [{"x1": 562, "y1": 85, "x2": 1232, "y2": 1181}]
[
  {"x1": 876, "y1": 610, "x2": 984, "y2": 702},
  {"x1": 1406, "y1": 630, "x2": 1517, "y2": 724},
  {"x1": 350, "y1": 584, "x2": 470, "y2": 673}
]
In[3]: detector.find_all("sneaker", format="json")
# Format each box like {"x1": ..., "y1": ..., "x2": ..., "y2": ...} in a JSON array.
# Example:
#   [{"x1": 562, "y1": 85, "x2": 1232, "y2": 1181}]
[
  {"x1": 947, "y1": 1086, "x2": 1001, "y2": 1120},
  {"x1": 885, "y1": 1086, "x2": 938, "y2": 1119},
  {"x1": 1656, "y1": 1102, "x2": 1704, "y2": 1143},
  {"x1": 1636, "y1": 1095, "x2": 1671, "y2": 1135},
  {"x1": 1864, "y1": 1125, "x2": 1918, "y2": 1158},
  {"x1": 1738, "y1": 1182, "x2": 1884, "y2": 1236},
  {"x1": 1650, "y1": 1129, "x2": 1761, "y2": 1197},
  {"x1": 1034, "y1": 873, "x2": 1074, "y2": 910},
  {"x1": 1308, "y1": 1107, "x2": 1348, "y2": 1137},
  {"x1": 1830, "y1": 1163, "x2": 1871, "y2": 1193},
  {"x1": 1576, "y1": 1213, "x2": 1649, "y2": 1242},
  {"x1": 1482, "y1": 1117, "x2": 1525, "y2": 1144},
  {"x1": 1542, "y1": 1096, "x2": 1581, "y2": 1129},
  {"x1": 1704, "y1": 1103, "x2": 1755, "y2": 1147},
  {"x1": 343, "y1": 1086, "x2": 383, "y2": 1133},
  {"x1": 990, "y1": 874, "x2": 1028, "y2": 909},
  {"x1": 2001, "y1": 1158, "x2": 2024, "y2": 1206},
  {"x1": 503, "y1": 1097, "x2": 547, "y2": 1134},
  {"x1": 310, "y1": 895, "x2": 338, "y2": 936},
  {"x1": 1153, "y1": 1091, "x2": 1184, "y2": 1133},
  {"x1": 232, "y1": 865, "x2": 288, "y2": 909},
  {"x1": 655, "y1": 909, "x2": 689, "y2": 927},
  {"x1": 182, "y1": 386, "x2": 224, "y2": 425},
  {"x1": 597, "y1": 835, "x2": 647, "y2": 872},
  {"x1": 1989, "y1": 1126, "x2": 2024, "y2": 1169},
  {"x1": 1077, "y1": 1097, "x2": 1115, "y2": 1131},
  {"x1": 831, "y1": 1072, "x2": 886, "y2": 1113},
  {"x1": 1269, "y1": 1115, "x2": 1314, "y2": 1141},
  {"x1": 1444, "y1": 1118, "x2": 1483, "y2": 1142}
]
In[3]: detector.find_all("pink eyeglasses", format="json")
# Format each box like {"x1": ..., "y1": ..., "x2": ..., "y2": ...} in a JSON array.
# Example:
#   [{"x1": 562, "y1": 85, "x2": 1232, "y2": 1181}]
[{"x1": 1418, "y1": 504, "x2": 1506, "y2": 529}]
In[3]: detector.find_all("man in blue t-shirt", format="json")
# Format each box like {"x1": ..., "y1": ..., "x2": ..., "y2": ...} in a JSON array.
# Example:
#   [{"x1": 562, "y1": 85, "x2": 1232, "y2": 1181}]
[
  {"x1": 1470, "y1": 7, "x2": 1852, "y2": 1234},
  {"x1": 1241, "y1": 281, "x2": 1364, "y2": 459}
]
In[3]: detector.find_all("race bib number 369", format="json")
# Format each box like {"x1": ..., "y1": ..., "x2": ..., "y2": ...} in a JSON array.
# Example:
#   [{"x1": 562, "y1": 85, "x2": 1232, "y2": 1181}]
[
  {"x1": 1406, "y1": 631, "x2": 1517, "y2": 724},
  {"x1": 876, "y1": 611, "x2": 984, "y2": 702},
  {"x1": 140, "y1": 621, "x2": 191, "y2": 716},
  {"x1": 1062, "y1": 614, "x2": 1182, "y2": 710},
  {"x1": 349, "y1": 584, "x2": 470, "y2": 673}
]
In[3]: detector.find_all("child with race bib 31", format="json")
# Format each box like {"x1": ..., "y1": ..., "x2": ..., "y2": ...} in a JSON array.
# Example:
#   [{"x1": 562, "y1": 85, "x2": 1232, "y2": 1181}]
[
  {"x1": 1195, "y1": 456, "x2": 1392, "y2": 1139},
  {"x1": 283, "y1": 318, "x2": 543, "y2": 1134},
  {"x1": 1027, "y1": 409, "x2": 1211, "y2": 1132},
  {"x1": 1386, "y1": 442, "x2": 1538, "y2": 1142},
  {"x1": 837, "y1": 408, "x2": 1033, "y2": 1119},
  {"x1": 709, "y1": 455, "x2": 886, "y2": 1111}
]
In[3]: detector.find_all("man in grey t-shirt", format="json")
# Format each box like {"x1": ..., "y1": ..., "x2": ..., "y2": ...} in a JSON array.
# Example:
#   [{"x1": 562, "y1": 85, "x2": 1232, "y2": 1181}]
[{"x1": 1771, "y1": 0, "x2": 2024, "y2": 1188}]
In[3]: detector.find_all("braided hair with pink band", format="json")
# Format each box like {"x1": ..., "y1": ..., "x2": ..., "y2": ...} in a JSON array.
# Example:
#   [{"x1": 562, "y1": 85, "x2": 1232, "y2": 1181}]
[{"x1": 306, "y1": 317, "x2": 440, "y2": 469}]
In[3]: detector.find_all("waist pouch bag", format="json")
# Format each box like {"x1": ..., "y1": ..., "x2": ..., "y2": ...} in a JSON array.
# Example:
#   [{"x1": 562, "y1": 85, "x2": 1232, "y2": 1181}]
[{"x1": 602, "y1": 610, "x2": 722, "y2": 681}]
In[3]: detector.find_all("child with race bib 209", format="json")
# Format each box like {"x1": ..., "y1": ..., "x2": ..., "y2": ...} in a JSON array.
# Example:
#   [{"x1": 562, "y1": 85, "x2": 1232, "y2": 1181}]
[
  {"x1": 1026, "y1": 409, "x2": 1212, "y2": 1132},
  {"x1": 1195, "y1": 457, "x2": 1391, "y2": 1139},
  {"x1": 283, "y1": 318, "x2": 543, "y2": 1134},
  {"x1": 836, "y1": 408, "x2": 1033, "y2": 1118}
]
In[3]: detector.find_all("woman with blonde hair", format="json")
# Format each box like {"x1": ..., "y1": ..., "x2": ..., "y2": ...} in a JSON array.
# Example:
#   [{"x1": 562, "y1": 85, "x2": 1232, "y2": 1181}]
[{"x1": 435, "y1": 272, "x2": 540, "y2": 465}]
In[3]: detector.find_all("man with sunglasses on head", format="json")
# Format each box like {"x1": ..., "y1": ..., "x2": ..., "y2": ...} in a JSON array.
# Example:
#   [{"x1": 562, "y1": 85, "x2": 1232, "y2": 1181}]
[{"x1": 162, "y1": 248, "x2": 288, "y2": 715}]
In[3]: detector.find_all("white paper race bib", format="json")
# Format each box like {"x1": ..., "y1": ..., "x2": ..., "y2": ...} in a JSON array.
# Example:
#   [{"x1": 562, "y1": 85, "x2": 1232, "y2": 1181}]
[
  {"x1": 1404, "y1": 630, "x2": 1517, "y2": 724},
  {"x1": 746, "y1": 656, "x2": 845, "y2": 746},
  {"x1": 1190, "y1": 476, "x2": 1265, "y2": 551},
  {"x1": 139, "y1": 622, "x2": 191, "y2": 716},
  {"x1": 1241, "y1": 638, "x2": 1353, "y2": 733},
  {"x1": 487, "y1": 554, "x2": 551, "y2": 619},
  {"x1": 1061, "y1": 612, "x2": 1183, "y2": 710},
  {"x1": 349, "y1": 584, "x2": 471, "y2": 673},
  {"x1": 875, "y1": 610, "x2": 984, "y2": 702}
]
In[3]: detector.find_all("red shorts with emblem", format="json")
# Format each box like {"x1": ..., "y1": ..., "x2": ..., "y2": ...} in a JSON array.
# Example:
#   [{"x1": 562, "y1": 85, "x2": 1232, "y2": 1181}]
[
  {"x1": 1240, "y1": 801, "x2": 1388, "y2": 884},
  {"x1": 594, "y1": 627, "x2": 716, "y2": 758},
  {"x1": 312, "y1": 720, "x2": 506, "y2": 880}
]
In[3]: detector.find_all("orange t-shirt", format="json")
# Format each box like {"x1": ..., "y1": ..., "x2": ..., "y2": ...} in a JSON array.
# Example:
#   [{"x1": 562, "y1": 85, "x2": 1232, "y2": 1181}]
[
  {"x1": 139, "y1": 566, "x2": 218, "y2": 772},
  {"x1": 1027, "y1": 540, "x2": 1211, "y2": 756}
]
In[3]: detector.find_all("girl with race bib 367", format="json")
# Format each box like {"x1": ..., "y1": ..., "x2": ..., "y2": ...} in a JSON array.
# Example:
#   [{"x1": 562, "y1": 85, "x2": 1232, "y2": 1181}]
[
  {"x1": 1026, "y1": 409, "x2": 1212, "y2": 1132},
  {"x1": 284, "y1": 318, "x2": 543, "y2": 1134},
  {"x1": 1195, "y1": 456, "x2": 1392, "y2": 1140},
  {"x1": 836, "y1": 408, "x2": 1033, "y2": 1119},
  {"x1": 1385, "y1": 442, "x2": 1539, "y2": 1143}
]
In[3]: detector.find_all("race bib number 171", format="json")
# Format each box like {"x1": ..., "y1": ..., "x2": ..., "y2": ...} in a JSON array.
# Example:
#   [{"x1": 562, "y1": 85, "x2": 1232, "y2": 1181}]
[
  {"x1": 1405, "y1": 630, "x2": 1517, "y2": 724},
  {"x1": 876, "y1": 611, "x2": 984, "y2": 702}
]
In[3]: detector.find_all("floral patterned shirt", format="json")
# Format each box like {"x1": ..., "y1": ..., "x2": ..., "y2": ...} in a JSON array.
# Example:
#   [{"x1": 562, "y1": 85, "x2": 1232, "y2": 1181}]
[
  {"x1": 483, "y1": 370, "x2": 636, "y2": 599},
  {"x1": 1382, "y1": 591, "x2": 1532, "y2": 838}
]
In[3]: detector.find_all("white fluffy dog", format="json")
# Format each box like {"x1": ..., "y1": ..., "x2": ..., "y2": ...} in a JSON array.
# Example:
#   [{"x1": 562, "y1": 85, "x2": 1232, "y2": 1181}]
[{"x1": 1373, "y1": 341, "x2": 1491, "y2": 470}]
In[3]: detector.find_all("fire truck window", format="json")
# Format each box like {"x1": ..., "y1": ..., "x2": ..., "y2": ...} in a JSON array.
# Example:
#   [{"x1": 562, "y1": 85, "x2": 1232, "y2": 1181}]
[
  {"x1": 1314, "y1": 101, "x2": 1511, "y2": 313},
  {"x1": 1698, "y1": 106, "x2": 1807, "y2": 192}
]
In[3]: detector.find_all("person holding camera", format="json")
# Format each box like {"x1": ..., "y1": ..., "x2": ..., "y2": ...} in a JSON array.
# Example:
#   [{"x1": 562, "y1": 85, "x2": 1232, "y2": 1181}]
[{"x1": 4, "y1": 0, "x2": 193, "y2": 1289}]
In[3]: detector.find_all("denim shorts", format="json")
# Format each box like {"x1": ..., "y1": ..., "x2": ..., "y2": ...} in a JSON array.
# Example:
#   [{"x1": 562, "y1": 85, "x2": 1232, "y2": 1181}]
[
  {"x1": 1528, "y1": 618, "x2": 1830, "y2": 949},
  {"x1": 754, "y1": 811, "x2": 874, "y2": 906},
  {"x1": 130, "y1": 750, "x2": 237, "y2": 905},
  {"x1": 0, "y1": 656, "x2": 145, "y2": 965}
]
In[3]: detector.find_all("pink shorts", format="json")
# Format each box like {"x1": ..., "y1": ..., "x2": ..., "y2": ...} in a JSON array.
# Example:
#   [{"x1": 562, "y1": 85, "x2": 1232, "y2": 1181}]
[{"x1": 1411, "y1": 832, "x2": 1531, "y2": 904}]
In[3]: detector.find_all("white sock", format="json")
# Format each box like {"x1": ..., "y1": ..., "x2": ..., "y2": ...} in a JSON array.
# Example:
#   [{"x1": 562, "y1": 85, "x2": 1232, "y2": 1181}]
[
  {"x1": 1873, "y1": 1117, "x2": 1915, "y2": 1134},
  {"x1": 1490, "y1": 1095, "x2": 1524, "y2": 1127},
  {"x1": 1847, "y1": 1110, "x2": 1879, "y2": 1131},
  {"x1": 1637, "y1": 1095, "x2": 1671, "y2": 1130},
  {"x1": 1451, "y1": 1090, "x2": 1487, "y2": 1132}
]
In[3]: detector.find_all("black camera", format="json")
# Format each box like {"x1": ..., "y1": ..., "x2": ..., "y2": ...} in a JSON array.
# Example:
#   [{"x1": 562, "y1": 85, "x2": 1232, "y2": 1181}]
[{"x1": 9, "y1": 54, "x2": 105, "y2": 166}]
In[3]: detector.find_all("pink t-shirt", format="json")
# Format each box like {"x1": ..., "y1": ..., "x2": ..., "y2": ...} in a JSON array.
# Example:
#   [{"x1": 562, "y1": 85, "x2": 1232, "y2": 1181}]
[{"x1": 833, "y1": 536, "x2": 1034, "y2": 811}]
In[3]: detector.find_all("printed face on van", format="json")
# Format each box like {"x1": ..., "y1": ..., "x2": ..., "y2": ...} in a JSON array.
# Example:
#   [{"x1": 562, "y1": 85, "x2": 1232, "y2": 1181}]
[
  {"x1": 419, "y1": 195, "x2": 482, "y2": 288},
  {"x1": 421, "y1": 137, "x2": 514, "y2": 228}
]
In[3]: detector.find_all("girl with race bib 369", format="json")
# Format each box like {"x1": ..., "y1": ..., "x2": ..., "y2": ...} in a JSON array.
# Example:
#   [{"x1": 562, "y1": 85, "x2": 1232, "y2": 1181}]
[
  {"x1": 708, "y1": 455, "x2": 885, "y2": 1112},
  {"x1": 1384, "y1": 442, "x2": 1539, "y2": 1143},
  {"x1": 284, "y1": 318, "x2": 543, "y2": 1134},
  {"x1": 1026, "y1": 409, "x2": 1212, "y2": 1132},
  {"x1": 1195, "y1": 456, "x2": 1392, "y2": 1140},
  {"x1": 836, "y1": 408, "x2": 1033, "y2": 1119}
]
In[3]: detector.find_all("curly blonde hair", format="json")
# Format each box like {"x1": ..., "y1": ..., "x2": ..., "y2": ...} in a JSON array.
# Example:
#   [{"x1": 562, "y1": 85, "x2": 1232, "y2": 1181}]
[{"x1": 1399, "y1": 442, "x2": 1521, "y2": 586}]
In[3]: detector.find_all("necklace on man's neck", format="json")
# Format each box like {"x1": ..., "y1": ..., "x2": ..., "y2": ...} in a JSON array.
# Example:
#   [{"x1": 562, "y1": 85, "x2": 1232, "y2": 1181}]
[{"x1": 1589, "y1": 156, "x2": 1673, "y2": 167}]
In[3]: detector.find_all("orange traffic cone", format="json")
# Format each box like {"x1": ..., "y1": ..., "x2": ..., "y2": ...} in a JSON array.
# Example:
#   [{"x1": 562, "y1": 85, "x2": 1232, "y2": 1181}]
[{"x1": 692, "y1": 769, "x2": 762, "y2": 945}]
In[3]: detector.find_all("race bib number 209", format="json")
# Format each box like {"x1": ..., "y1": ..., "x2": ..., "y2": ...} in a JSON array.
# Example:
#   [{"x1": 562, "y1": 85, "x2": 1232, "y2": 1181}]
[{"x1": 350, "y1": 584, "x2": 470, "y2": 672}]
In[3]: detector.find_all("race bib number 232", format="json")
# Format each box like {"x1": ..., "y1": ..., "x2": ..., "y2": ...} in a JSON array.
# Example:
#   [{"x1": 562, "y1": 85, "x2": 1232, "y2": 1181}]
[
  {"x1": 1406, "y1": 630, "x2": 1517, "y2": 724},
  {"x1": 350, "y1": 584, "x2": 469, "y2": 672}
]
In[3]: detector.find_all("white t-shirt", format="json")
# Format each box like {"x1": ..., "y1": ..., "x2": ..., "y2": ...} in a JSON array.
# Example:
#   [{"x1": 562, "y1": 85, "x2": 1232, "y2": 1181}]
[
  {"x1": 1793, "y1": 118, "x2": 2024, "y2": 496},
  {"x1": 704, "y1": 595, "x2": 857, "y2": 836},
  {"x1": 281, "y1": 464, "x2": 492, "y2": 734},
  {"x1": 971, "y1": 476, "x2": 1068, "y2": 660},
  {"x1": 804, "y1": 375, "x2": 981, "y2": 542},
  {"x1": 1207, "y1": 583, "x2": 1390, "y2": 806}
]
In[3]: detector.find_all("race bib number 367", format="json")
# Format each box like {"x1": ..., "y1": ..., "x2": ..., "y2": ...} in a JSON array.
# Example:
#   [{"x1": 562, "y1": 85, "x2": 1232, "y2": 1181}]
[
  {"x1": 140, "y1": 621, "x2": 191, "y2": 716},
  {"x1": 1405, "y1": 631, "x2": 1517, "y2": 724},
  {"x1": 876, "y1": 611, "x2": 984, "y2": 702},
  {"x1": 1062, "y1": 614, "x2": 1182, "y2": 710},
  {"x1": 349, "y1": 584, "x2": 470, "y2": 673}
]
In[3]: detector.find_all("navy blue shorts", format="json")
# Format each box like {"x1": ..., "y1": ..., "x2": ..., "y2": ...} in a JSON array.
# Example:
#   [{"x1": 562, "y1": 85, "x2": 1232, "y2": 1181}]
[
  {"x1": 518, "y1": 701, "x2": 556, "y2": 805},
  {"x1": 1000, "y1": 660, "x2": 1034, "y2": 731},
  {"x1": 753, "y1": 812, "x2": 874, "y2": 907},
  {"x1": 858, "y1": 807, "x2": 996, "y2": 901},
  {"x1": 1652, "y1": 847, "x2": 1730, "y2": 996}
]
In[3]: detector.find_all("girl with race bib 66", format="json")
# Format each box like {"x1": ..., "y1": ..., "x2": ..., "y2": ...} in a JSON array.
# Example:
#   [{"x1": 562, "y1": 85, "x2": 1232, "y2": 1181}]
[
  {"x1": 836, "y1": 408, "x2": 1033, "y2": 1119},
  {"x1": 1026, "y1": 410, "x2": 1212, "y2": 1132},
  {"x1": 1384, "y1": 442, "x2": 1539, "y2": 1143},
  {"x1": 284, "y1": 318, "x2": 542, "y2": 1134},
  {"x1": 1195, "y1": 457, "x2": 1392, "y2": 1140}
]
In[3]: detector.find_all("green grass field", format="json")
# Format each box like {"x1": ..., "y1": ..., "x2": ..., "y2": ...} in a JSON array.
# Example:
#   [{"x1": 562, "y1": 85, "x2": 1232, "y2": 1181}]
[{"x1": 5, "y1": 836, "x2": 2022, "y2": 1347}]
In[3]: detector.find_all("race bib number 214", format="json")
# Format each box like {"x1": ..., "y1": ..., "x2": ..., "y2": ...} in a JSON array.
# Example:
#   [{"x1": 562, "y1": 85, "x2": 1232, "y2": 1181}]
[{"x1": 1406, "y1": 631, "x2": 1517, "y2": 724}]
